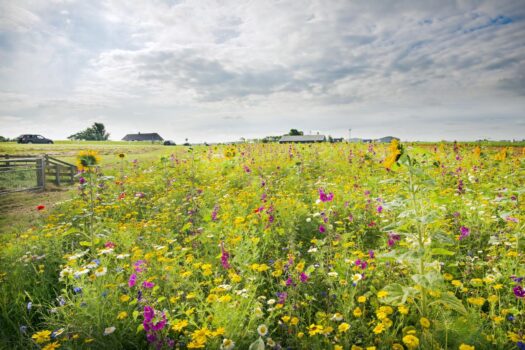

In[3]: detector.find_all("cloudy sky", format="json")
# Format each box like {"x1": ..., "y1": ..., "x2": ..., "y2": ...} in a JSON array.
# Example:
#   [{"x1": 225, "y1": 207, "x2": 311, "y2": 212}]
[{"x1": 1, "y1": 0, "x2": 524, "y2": 142}]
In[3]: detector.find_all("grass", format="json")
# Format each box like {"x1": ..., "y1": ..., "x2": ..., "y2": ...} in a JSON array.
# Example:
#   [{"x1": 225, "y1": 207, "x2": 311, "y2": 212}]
[{"x1": 0, "y1": 141, "x2": 183, "y2": 235}]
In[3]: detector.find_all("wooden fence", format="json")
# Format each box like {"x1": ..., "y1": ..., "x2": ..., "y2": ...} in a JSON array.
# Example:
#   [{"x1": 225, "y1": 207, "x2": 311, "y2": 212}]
[{"x1": 0, "y1": 154, "x2": 77, "y2": 194}]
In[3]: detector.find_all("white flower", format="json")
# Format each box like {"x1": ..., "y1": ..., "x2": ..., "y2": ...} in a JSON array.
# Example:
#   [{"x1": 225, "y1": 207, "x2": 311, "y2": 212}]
[
  {"x1": 104, "y1": 326, "x2": 116, "y2": 335},
  {"x1": 307, "y1": 247, "x2": 318, "y2": 253},
  {"x1": 59, "y1": 267, "x2": 73, "y2": 279},
  {"x1": 116, "y1": 254, "x2": 130, "y2": 260},
  {"x1": 94, "y1": 266, "x2": 107, "y2": 277},
  {"x1": 330, "y1": 313, "x2": 343, "y2": 321},
  {"x1": 266, "y1": 338, "x2": 276, "y2": 347},
  {"x1": 98, "y1": 248, "x2": 114, "y2": 255},
  {"x1": 73, "y1": 267, "x2": 90, "y2": 278},
  {"x1": 257, "y1": 324, "x2": 268, "y2": 337},
  {"x1": 85, "y1": 262, "x2": 98, "y2": 269},
  {"x1": 221, "y1": 338, "x2": 235, "y2": 350},
  {"x1": 254, "y1": 307, "x2": 264, "y2": 318},
  {"x1": 306, "y1": 218, "x2": 312, "y2": 223},
  {"x1": 327, "y1": 271, "x2": 338, "y2": 277},
  {"x1": 267, "y1": 299, "x2": 276, "y2": 305},
  {"x1": 352, "y1": 274, "x2": 363, "y2": 283}
]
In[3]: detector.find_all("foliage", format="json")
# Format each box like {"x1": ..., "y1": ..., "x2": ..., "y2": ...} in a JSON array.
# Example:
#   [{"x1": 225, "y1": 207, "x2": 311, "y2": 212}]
[
  {"x1": 288, "y1": 129, "x2": 304, "y2": 136},
  {"x1": 68, "y1": 123, "x2": 110, "y2": 141},
  {"x1": 0, "y1": 142, "x2": 524, "y2": 349}
]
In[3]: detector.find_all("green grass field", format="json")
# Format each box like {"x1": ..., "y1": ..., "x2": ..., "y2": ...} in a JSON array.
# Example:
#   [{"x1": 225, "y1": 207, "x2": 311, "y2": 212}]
[{"x1": 0, "y1": 141, "x2": 182, "y2": 235}]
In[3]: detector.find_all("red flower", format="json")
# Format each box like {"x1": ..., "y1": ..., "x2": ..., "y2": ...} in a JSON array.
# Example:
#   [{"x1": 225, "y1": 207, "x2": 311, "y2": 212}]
[{"x1": 36, "y1": 205, "x2": 45, "y2": 211}]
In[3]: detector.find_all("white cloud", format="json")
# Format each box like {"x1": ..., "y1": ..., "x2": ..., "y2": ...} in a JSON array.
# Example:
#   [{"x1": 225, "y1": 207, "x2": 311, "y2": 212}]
[{"x1": 0, "y1": 0, "x2": 524, "y2": 142}]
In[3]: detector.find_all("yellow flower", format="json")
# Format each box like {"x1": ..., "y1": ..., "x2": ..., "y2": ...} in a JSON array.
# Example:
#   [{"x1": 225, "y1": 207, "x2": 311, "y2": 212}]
[
  {"x1": 32, "y1": 330, "x2": 52, "y2": 344},
  {"x1": 353, "y1": 307, "x2": 363, "y2": 317},
  {"x1": 358, "y1": 295, "x2": 367, "y2": 303},
  {"x1": 420, "y1": 317, "x2": 430, "y2": 329},
  {"x1": 467, "y1": 297, "x2": 485, "y2": 306},
  {"x1": 392, "y1": 343, "x2": 405, "y2": 350},
  {"x1": 290, "y1": 317, "x2": 299, "y2": 326},
  {"x1": 398, "y1": 305, "x2": 409, "y2": 315},
  {"x1": 338, "y1": 322, "x2": 350, "y2": 333},
  {"x1": 351, "y1": 346, "x2": 364, "y2": 350},
  {"x1": 117, "y1": 311, "x2": 128, "y2": 320},
  {"x1": 120, "y1": 294, "x2": 130, "y2": 302},
  {"x1": 451, "y1": 280, "x2": 462, "y2": 287},
  {"x1": 308, "y1": 324, "x2": 324, "y2": 336},
  {"x1": 487, "y1": 295, "x2": 498, "y2": 303},
  {"x1": 377, "y1": 290, "x2": 389, "y2": 298},
  {"x1": 459, "y1": 344, "x2": 475, "y2": 350},
  {"x1": 76, "y1": 150, "x2": 101, "y2": 171},
  {"x1": 443, "y1": 273, "x2": 453, "y2": 281},
  {"x1": 172, "y1": 320, "x2": 189, "y2": 332},
  {"x1": 373, "y1": 323, "x2": 385, "y2": 334},
  {"x1": 402, "y1": 334, "x2": 420, "y2": 349},
  {"x1": 335, "y1": 345, "x2": 343, "y2": 350},
  {"x1": 42, "y1": 342, "x2": 61, "y2": 350}
]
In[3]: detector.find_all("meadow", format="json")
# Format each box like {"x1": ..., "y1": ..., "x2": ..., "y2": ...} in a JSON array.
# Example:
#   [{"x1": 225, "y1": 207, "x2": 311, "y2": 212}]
[{"x1": 0, "y1": 141, "x2": 523, "y2": 350}]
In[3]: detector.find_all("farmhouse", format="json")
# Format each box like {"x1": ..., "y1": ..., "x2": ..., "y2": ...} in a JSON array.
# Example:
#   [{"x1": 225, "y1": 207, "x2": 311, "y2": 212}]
[
  {"x1": 122, "y1": 132, "x2": 164, "y2": 142},
  {"x1": 279, "y1": 135, "x2": 326, "y2": 143}
]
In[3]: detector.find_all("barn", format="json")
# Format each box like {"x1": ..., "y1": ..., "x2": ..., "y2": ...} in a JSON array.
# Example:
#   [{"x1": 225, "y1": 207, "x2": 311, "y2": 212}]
[
  {"x1": 279, "y1": 135, "x2": 326, "y2": 143},
  {"x1": 122, "y1": 132, "x2": 164, "y2": 142}
]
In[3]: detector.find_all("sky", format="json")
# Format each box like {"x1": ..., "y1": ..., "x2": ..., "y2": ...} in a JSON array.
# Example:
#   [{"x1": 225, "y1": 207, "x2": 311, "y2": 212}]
[{"x1": 0, "y1": 0, "x2": 524, "y2": 143}]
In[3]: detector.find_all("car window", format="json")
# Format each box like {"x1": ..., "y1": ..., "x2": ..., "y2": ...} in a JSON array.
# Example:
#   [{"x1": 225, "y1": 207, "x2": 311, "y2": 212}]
[{"x1": 37, "y1": 135, "x2": 44, "y2": 139}]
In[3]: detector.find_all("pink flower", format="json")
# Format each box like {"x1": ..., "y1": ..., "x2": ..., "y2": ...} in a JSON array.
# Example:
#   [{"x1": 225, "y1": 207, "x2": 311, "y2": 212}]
[
  {"x1": 319, "y1": 225, "x2": 326, "y2": 233},
  {"x1": 128, "y1": 274, "x2": 137, "y2": 288},
  {"x1": 142, "y1": 281, "x2": 155, "y2": 289},
  {"x1": 318, "y1": 188, "x2": 334, "y2": 202},
  {"x1": 459, "y1": 226, "x2": 470, "y2": 240}
]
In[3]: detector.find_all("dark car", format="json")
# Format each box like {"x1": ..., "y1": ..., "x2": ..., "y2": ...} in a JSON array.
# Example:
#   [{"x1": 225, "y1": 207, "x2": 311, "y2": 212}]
[
  {"x1": 163, "y1": 140, "x2": 176, "y2": 146},
  {"x1": 17, "y1": 134, "x2": 54, "y2": 144}
]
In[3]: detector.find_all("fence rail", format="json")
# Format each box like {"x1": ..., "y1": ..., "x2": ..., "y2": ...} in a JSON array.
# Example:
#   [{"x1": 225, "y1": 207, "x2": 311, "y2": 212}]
[{"x1": 0, "y1": 154, "x2": 77, "y2": 194}]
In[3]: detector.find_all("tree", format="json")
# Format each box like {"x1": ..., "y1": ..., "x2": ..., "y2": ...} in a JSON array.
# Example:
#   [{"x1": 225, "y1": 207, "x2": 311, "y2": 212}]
[
  {"x1": 68, "y1": 123, "x2": 110, "y2": 141},
  {"x1": 288, "y1": 129, "x2": 303, "y2": 136}
]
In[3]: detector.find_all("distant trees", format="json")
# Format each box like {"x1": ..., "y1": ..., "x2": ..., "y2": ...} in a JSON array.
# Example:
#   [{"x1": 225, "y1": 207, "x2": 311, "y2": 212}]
[
  {"x1": 68, "y1": 123, "x2": 110, "y2": 141},
  {"x1": 288, "y1": 129, "x2": 304, "y2": 136},
  {"x1": 0, "y1": 136, "x2": 9, "y2": 142}
]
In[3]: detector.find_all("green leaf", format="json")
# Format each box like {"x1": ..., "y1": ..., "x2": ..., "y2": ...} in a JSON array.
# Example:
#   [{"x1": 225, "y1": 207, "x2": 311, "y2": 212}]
[
  {"x1": 79, "y1": 241, "x2": 91, "y2": 247},
  {"x1": 132, "y1": 310, "x2": 139, "y2": 321},
  {"x1": 136, "y1": 324, "x2": 144, "y2": 333},
  {"x1": 429, "y1": 293, "x2": 467, "y2": 315},
  {"x1": 157, "y1": 296, "x2": 166, "y2": 303},
  {"x1": 431, "y1": 248, "x2": 455, "y2": 256},
  {"x1": 380, "y1": 283, "x2": 418, "y2": 306},
  {"x1": 248, "y1": 337, "x2": 265, "y2": 350}
]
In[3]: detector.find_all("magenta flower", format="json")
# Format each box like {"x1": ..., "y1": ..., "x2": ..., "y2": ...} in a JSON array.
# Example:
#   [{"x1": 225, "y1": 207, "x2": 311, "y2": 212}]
[
  {"x1": 319, "y1": 225, "x2": 326, "y2": 233},
  {"x1": 104, "y1": 241, "x2": 115, "y2": 249},
  {"x1": 220, "y1": 241, "x2": 230, "y2": 269},
  {"x1": 142, "y1": 281, "x2": 155, "y2": 289},
  {"x1": 318, "y1": 188, "x2": 334, "y2": 202},
  {"x1": 459, "y1": 226, "x2": 470, "y2": 240},
  {"x1": 377, "y1": 206, "x2": 383, "y2": 213},
  {"x1": 300, "y1": 272, "x2": 309, "y2": 283},
  {"x1": 514, "y1": 285, "x2": 525, "y2": 298},
  {"x1": 128, "y1": 274, "x2": 137, "y2": 288},
  {"x1": 134, "y1": 260, "x2": 147, "y2": 273},
  {"x1": 143, "y1": 306, "x2": 154, "y2": 323}
]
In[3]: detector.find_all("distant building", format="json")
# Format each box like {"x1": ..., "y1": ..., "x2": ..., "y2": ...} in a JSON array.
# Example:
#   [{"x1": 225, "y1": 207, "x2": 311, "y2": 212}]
[
  {"x1": 376, "y1": 136, "x2": 399, "y2": 143},
  {"x1": 122, "y1": 132, "x2": 164, "y2": 142},
  {"x1": 279, "y1": 135, "x2": 326, "y2": 143}
]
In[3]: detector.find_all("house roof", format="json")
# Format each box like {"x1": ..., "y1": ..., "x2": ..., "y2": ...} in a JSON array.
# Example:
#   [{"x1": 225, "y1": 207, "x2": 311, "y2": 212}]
[
  {"x1": 122, "y1": 133, "x2": 164, "y2": 141},
  {"x1": 279, "y1": 135, "x2": 326, "y2": 142}
]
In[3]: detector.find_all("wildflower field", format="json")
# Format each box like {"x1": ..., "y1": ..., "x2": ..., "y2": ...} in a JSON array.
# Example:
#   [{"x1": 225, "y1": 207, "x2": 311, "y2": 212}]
[{"x1": 0, "y1": 142, "x2": 523, "y2": 350}]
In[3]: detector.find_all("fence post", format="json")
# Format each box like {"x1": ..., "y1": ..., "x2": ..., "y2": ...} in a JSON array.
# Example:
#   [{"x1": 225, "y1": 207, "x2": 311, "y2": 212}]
[
  {"x1": 55, "y1": 164, "x2": 61, "y2": 185},
  {"x1": 36, "y1": 158, "x2": 46, "y2": 190}
]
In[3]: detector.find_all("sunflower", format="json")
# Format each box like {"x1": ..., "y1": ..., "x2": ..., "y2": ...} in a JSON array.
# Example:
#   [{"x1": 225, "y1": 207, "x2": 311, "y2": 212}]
[{"x1": 76, "y1": 150, "x2": 101, "y2": 171}]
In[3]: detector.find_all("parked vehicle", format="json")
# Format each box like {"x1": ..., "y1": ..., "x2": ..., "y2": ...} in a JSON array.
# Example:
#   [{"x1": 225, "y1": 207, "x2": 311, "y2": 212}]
[
  {"x1": 163, "y1": 140, "x2": 176, "y2": 146},
  {"x1": 17, "y1": 134, "x2": 54, "y2": 144}
]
